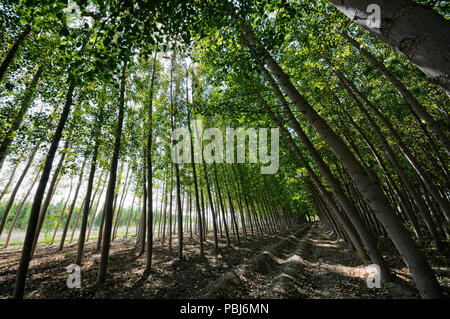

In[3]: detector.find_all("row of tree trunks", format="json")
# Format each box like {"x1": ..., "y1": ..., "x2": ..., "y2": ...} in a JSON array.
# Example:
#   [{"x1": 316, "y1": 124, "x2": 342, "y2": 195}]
[
  {"x1": 238, "y1": 21, "x2": 441, "y2": 298},
  {"x1": 0, "y1": 144, "x2": 39, "y2": 237}
]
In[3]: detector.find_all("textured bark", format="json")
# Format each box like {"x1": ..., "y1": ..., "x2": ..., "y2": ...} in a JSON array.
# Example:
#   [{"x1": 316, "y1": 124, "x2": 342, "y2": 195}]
[{"x1": 328, "y1": 0, "x2": 450, "y2": 94}]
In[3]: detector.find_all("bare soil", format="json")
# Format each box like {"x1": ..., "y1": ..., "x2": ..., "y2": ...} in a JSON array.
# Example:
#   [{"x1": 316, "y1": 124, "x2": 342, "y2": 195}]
[{"x1": 0, "y1": 222, "x2": 448, "y2": 299}]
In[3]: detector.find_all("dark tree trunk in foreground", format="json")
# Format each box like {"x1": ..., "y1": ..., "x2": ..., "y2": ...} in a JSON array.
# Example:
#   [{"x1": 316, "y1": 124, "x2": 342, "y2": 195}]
[
  {"x1": 32, "y1": 140, "x2": 69, "y2": 256},
  {"x1": 4, "y1": 167, "x2": 42, "y2": 248},
  {"x1": 0, "y1": 24, "x2": 31, "y2": 83},
  {"x1": 145, "y1": 49, "x2": 157, "y2": 271},
  {"x1": 97, "y1": 58, "x2": 128, "y2": 284},
  {"x1": 14, "y1": 78, "x2": 75, "y2": 299},
  {"x1": 328, "y1": 0, "x2": 450, "y2": 95}
]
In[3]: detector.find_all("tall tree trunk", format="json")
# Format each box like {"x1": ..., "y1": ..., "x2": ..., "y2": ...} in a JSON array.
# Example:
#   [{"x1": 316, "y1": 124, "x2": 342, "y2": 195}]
[
  {"x1": 202, "y1": 163, "x2": 219, "y2": 253},
  {"x1": 0, "y1": 145, "x2": 38, "y2": 237},
  {"x1": 76, "y1": 132, "x2": 100, "y2": 264},
  {"x1": 341, "y1": 110, "x2": 424, "y2": 242},
  {"x1": 125, "y1": 192, "x2": 136, "y2": 238},
  {"x1": 51, "y1": 178, "x2": 74, "y2": 245},
  {"x1": 175, "y1": 155, "x2": 183, "y2": 259},
  {"x1": 87, "y1": 175, "x2": 107, "y2": 242},
  {"x1": 0, "y1": 24, "x2": 31, "y2": 83},
  {"x1": 162, "y1": 175, "x2": 168, "y2": 242},
  {"x1": 168, "y1": 165, "x2": 173, "y2": 250},
  {"x1": 214, "y1": 164, "x2": 230, "y2": 247},
  {"x1": 145, "y1": 48, "x2": 157, "y2": 270},
  {"x1": 4, "y1": 166, "x2": 42, "y2": 248},
  {"x1": 200, "y1": 189, "x2": 207, "y2": 242},
  {"x1": 58, "y1": 159, "x2": 86, "y2": 251},
  {"x1": 96, "y1": 58, "x2": 128, "y2": 284},
  {"x1": 113, "y1": 166, "x2": 131, "y2": 240},
  {"x1": 32, "y1": 140, "x2": 69, "y2": 256},
  {"x1": 227, "y1": 191, "x2": 240, "y2": 244},
  {"x1": 0, "y1": 161, "x2": 19, "y2": 202},
  {"x1": 0, "y1": 65, "x2": 43, "y2": 169},
  {"x1": 70, "y1": 198, "x2": 85, "y2": 242},
  {"x1": 14, "y1": 77, "x2": 75, "y2": 299},
  {"x1": 138, "y1": 161, "x2": 147, "y2": 256},
  {"x1": 337, "y1": 69, "x2": 450, "y2": 221},
  {"x1": 231, "y1": 166, "x2": 247, "y2": 241}
]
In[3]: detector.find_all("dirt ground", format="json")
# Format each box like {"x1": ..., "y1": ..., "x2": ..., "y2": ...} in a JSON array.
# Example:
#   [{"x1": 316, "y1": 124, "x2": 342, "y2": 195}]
[{"x1": 0, "y1": 222, "x2": 448, "y2": 299}]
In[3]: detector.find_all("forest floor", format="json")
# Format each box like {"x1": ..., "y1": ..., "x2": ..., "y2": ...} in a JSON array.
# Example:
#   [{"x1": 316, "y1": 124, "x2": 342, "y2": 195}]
[{"x1": 0, "y1": 221, "x2": 449, "y2": 299}]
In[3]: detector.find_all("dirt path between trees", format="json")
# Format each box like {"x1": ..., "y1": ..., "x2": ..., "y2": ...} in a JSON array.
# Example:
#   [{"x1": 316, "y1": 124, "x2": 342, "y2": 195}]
[{"x1": 0, "y1": 222, "x2": 448, "y2": 299}]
